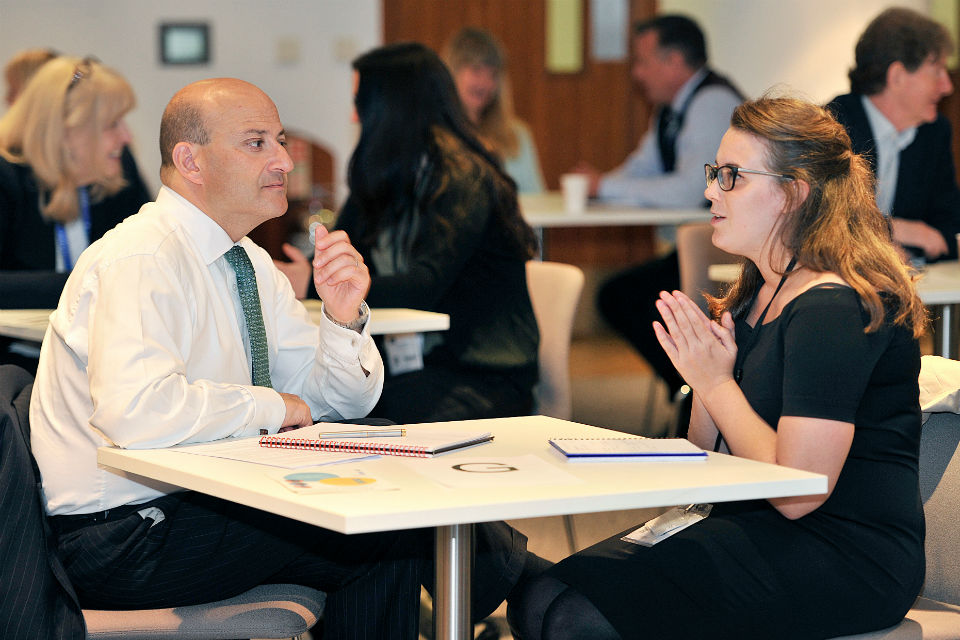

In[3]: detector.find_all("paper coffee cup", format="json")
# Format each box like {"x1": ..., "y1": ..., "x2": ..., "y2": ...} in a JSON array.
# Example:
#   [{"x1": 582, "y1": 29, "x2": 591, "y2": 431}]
[{"x1": 560, "y1": 173, "x2": 589, "y2": 214}]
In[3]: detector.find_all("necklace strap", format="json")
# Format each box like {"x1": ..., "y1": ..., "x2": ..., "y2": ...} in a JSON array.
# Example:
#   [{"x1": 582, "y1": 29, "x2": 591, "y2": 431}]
[{"x1": 712, "y1": 257, "x2": 797, "y2": 452}]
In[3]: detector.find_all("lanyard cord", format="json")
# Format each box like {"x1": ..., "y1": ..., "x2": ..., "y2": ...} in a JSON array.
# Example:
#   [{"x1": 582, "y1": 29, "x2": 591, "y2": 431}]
[
  {"x1": 54, "y1": 186, "x2": 91, "y2": 272},
  {"x1": 712, "y1": 257, "x2": 798, "y2": 452}
]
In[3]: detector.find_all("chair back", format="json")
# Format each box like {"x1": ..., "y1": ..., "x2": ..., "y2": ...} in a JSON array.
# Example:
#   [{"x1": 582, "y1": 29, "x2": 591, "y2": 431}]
[
  {"x1": 0, "y1": 364, "x2": 86, "y2": 639},
  {"x1": 918, "y1": 411, "x2": 960, "y2": 605},
  {"x1": 0, "y1": 365, "x2": 325, "y2": 639},
  {"x1": 676, "y1": 222, "x2": 739, "y2": 313},
  {"x1": 526, "y1": 261, "x2": 584, "y2": 420}
]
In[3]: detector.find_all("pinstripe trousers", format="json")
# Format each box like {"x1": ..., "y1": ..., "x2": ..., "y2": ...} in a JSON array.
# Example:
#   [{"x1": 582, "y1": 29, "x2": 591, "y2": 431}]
[
  {"x1": 52, "y1": 491, "x2": 425, "y2": 639},
  {"x1": 51, "y1": 491, "x2": 526, "y2": 640}
]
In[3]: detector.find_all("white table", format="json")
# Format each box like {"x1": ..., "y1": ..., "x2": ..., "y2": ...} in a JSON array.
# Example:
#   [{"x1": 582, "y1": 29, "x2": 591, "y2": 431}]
[
  {"x1": 0, "y1": 309, "x2": 52, "y2": 342},
  {"x1": 709, "y1": 260, "x2": 960, "y2": 358},
  {"x1": 520, "y1": 192, "x2": 709, "y2": 228},
  {"x1": 707, "y1": 262, "x2": 741, "y2": 284},
  {"x1": 519, "y1": 192, "x2": 709, "y2": 257},
  {"x1": 914, "y1": 261, "x2": 960, "y2": 357},
  {"x1": 97, "y1": 415, "x2": 826, "y2": 640},
  {"x1": 0, "y1": 306, "x2": 450, "y2": 343},
  {"x1": 300, "y1": 300, "x2": 449, "y2": 335}
]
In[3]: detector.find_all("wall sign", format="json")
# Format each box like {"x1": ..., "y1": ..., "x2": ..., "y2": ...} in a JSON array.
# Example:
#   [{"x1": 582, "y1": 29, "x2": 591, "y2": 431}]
[{"x1": 159, "y1": 23, "x2": 211, "y2": 65}]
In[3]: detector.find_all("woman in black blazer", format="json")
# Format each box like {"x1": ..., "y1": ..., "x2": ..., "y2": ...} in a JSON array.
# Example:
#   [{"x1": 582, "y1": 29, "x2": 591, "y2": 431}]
[
  {"x1": 0, "y1": 56, "x2": 148, "y2": 309},
  {"x1": 337, "y1": 43, "x2": 540, "y2": 423}
]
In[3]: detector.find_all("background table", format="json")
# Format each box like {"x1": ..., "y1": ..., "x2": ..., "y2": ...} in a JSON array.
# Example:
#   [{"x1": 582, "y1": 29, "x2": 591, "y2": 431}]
[
  {"x1": 300, "y1": 301, "x2": 449, "y2": 335},
  {"x1": 0, "y1": 306, "x2": 450, "y2": 343},
  {"x1": 520, "y1": 192, "x2": 710, "y2": 229},
  {"x1": 519, "y1": 192, "x2": 709, "y2": 257},
  {"x1": 913, "y1": 261, "x2": 960, "y2": 358},
  {"x1": 98, "y1": 415, "x2": 826, "y2": 639},
  {"x1": 0, "y1": 309, "x2": 51, "y2": 342}
]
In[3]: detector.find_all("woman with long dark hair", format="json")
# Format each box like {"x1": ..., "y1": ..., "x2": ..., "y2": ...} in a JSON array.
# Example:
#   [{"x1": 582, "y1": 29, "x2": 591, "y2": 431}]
[{"x1": 336, "y1": 42, "x2": 540, "y2": 423}]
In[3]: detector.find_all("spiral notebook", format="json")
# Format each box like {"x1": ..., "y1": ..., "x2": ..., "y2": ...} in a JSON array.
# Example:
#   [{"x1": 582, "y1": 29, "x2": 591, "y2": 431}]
[
  {"x1": 259, "y1": 424, "x2": 493, "y2": 458},
  {"x1": 549, "y1": 437, "x2": 707, "y2": 461}
]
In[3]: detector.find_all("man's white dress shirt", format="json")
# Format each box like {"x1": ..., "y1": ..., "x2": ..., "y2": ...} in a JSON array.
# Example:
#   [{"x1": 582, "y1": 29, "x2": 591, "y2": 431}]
[
  {"x1": 31, "y1": 186, "x2": 384, "y2": 516},
  {"x1": 598, "y1": 67, "x2": 742, "y2": 208},
  {"x1": 861, "y1": 95, "x2": 917, "y2": 215}
]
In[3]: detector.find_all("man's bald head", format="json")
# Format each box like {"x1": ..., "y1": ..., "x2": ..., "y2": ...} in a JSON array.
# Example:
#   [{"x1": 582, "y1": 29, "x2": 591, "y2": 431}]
[
  {"x1": 156, "y1": 78, "x2": 291, "y2": 241},
  {"x1": 158, "y1": 78, "x2": 267, "y2": 179}
]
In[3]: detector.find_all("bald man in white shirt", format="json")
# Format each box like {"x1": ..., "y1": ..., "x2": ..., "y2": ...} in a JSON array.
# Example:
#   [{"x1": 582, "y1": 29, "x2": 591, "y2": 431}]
[{"x1": 29, "y1": 78, "x2": 528, "y2": 640}]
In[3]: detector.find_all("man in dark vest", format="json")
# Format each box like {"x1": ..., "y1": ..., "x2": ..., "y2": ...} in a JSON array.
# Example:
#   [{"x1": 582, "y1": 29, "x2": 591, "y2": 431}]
[
  {"x1": 827, "y1": 7, "x2": 960, "y2": 265},
  {"x1": 580, "y1": 15, "x2": 743, "y2": 409}
]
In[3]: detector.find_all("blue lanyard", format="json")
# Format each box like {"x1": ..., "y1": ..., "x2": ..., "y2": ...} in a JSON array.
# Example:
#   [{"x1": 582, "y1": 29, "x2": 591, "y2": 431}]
[{"x1": 54, "y1": 187, "x2": 91, "y2": 271}]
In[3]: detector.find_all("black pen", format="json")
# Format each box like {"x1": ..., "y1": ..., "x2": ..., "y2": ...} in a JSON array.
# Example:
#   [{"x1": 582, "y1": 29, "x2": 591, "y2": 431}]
[{"x1": 312, "y1": 428, "x2": 406, "y2": 439}]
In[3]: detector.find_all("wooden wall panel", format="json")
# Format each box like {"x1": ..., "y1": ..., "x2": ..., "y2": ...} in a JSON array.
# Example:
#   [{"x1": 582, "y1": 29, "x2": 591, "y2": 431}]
[
  {"x1": 383, "y1": 4, "x2": 960, "y2": 265},
  {"x1": 384, "y1": 0, "x2": 655, "y2": 189},
  {"x1": 383, "y1": 0, "x2": 658, "y2": 267}
]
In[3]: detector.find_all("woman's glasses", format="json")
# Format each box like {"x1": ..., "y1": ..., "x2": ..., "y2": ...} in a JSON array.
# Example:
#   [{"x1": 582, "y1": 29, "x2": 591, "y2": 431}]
[
  {"x1": 68, "y1": 56, "x2": 98, "y2": 92},
  {"x1": 704, "y1": 163, "x2": 792, "y2": 191}
]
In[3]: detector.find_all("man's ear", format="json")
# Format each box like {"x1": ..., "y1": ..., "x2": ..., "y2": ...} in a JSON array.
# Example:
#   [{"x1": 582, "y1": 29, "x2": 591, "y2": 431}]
[
  {"x1": 886, "y1": 61, "x2": 906, "y2": 91},
  {"x1": 664, "y1": 48, "x2": 686, "y2": 71},
  {"x1": 172, "y1": 142, "x2": 203, "y2": 185}
]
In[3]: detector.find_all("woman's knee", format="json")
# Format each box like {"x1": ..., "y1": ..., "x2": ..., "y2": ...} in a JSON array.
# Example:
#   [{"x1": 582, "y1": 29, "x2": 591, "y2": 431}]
[
  {"x1": 506, "y1": 573, "x2": 567, "y2": 640},
  {"x1": 506, "y1": 573, "x2": 621, "y2": 640},
  {"x1": 541, "y1": 586, "x2": 622, "y2": 640}
]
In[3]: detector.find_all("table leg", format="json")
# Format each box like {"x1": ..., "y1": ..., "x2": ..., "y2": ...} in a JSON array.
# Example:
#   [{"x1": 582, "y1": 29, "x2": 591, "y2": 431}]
[
  {"x1": 433, "y1": 523, "x2": 473, "y2": 640},
  {"x1": 535, "y1": 226, "x2": 545, "y2": 260},
  {"x1": 940, "y1": 304, "x2": 954, "y2": 358}
]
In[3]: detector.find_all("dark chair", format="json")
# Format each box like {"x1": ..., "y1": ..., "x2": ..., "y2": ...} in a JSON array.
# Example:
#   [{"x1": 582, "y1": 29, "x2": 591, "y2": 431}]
[{"x1": 0, "y1": 364, "x2": 325, "y2": 639}]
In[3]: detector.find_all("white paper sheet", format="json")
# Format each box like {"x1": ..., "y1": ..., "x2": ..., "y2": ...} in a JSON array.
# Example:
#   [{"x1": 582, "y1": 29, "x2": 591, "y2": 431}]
[
  {"x1": 172, "y1": 435, "x2": 377, "y2": 469},
  {"x1": 402, "y1": 454, "x2": 582, "y2": 489}
]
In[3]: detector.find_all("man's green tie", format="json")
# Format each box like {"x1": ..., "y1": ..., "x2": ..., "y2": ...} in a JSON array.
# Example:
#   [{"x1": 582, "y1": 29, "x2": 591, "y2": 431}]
[{"x1": 224, "y1": 245, "x2": 272, "y2": 388}]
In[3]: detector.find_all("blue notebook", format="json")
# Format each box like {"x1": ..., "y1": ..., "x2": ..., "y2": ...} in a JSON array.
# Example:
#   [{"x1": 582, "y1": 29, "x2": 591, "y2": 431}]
[{"x1": 548, "y1": 437, "x2": 707, "y2": 461}]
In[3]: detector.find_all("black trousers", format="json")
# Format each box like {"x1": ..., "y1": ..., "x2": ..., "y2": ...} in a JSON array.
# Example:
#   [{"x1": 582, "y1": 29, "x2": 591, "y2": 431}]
[
  {"x1": 596, "y1": 251, "x2": 683, "y2": 396},
  {"x1": 51, "y1": 492, "x2": 526, "y2": 640}
]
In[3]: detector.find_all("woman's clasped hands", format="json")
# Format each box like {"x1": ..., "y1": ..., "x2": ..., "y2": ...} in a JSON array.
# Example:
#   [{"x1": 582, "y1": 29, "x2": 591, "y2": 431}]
[{"x1": 652, "y1": 290, "x2": 737, "y2": 398}]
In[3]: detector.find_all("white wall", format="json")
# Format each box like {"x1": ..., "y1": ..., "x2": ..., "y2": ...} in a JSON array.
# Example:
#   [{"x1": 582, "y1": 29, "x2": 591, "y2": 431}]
[
  {"x1": 0, "y1": 0, "x2": 381, "y2": 198},
  {"x1": 660, "y1": 0, "x2": 930, "y2": 103},
  {"x1": 0, "y1": 0, "x2": 943, "y2": 200}
]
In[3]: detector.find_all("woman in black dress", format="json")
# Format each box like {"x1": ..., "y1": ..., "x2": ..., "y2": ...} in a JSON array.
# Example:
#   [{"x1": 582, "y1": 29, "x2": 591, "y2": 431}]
[{"x1": 508, "y1": 97, "x2": 927, "y2": 639}]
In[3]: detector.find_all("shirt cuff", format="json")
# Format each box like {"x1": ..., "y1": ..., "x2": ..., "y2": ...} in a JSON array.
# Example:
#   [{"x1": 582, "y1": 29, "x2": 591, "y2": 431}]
[
  {"x1": 318, "y1": 304, "x2": 375, "y2": 364},
  {"x1": 245, "y1": 385, "x2": 286, "y2": 435}
]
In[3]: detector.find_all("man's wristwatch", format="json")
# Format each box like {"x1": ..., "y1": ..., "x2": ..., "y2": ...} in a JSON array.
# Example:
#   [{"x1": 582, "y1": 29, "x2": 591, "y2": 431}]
[{"x1": 324, "y1": 300, "x2": 370, "y2": 333}]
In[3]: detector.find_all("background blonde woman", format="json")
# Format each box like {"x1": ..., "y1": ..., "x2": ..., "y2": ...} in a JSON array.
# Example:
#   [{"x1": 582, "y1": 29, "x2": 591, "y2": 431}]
[
  {"x1": 444, "y1": 27, "x2": 545, "y2": 193},
  {"x1": 3, "y1": 47, "x2": 58, "y2": 106},
  {"x1": 0, "y1": 56, "x2": 148, "y2": 312}
]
